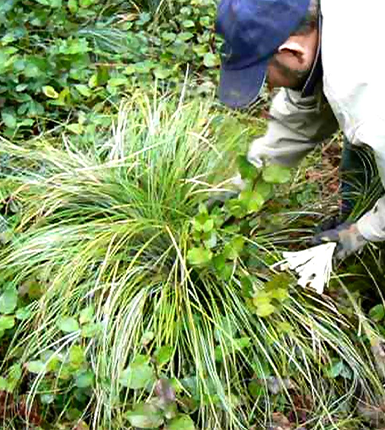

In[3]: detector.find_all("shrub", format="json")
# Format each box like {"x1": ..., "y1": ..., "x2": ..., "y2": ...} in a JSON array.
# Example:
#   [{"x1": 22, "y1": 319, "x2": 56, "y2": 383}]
[
  {"x1": 0, "y1": 90, "x2": 384, "y2": 429},
  {"x1": 0, "y1": 0, "x2": 219, "y2": 140}
]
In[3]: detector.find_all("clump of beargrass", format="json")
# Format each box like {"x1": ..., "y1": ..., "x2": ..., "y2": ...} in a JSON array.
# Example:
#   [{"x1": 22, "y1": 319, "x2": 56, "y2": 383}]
[{"x1": 0, "y1": 91, "x2": 383, "y2": 429}]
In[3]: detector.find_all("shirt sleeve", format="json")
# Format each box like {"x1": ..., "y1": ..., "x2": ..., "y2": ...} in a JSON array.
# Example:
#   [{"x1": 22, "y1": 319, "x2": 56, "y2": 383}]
[
  {"x1": 248, "y1": 87, "x2": 338, "y2": 168},
  {"x1": 357, "y1": 196, "x2": 385, "y2": 242},
  {"x1": 354, "y1": 122, "x2": 385, "y2": 242}
]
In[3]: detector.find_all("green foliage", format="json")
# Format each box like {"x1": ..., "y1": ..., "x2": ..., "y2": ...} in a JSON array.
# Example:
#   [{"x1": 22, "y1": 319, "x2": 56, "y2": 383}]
[
  {"x1": 120, "y1": 355, "x2": 155, "y2": 389},
  {"x1": 369, "y1": 304, "x2": 385, "y2": 322},
  {"x1": 0, "y1": 0, "x2": 219, "y2": 139},
  {"x1": 187, "y1": 158, "x2": 293, "y2": 286},
  {"x1": 57, "y1": 317, "x2": 80, "y2": 333},
  {"x1": 0, "y1": 93, "x2": 384, "y2": 429},
  {"x1": 0, "y1": 284, "x2": 18, "y2": 314},
  {"x1": 126, "y1": 403, "x2": 165, "y2": 428}
]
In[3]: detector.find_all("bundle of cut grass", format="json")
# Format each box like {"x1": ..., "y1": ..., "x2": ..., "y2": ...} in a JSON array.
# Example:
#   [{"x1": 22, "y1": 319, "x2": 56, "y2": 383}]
[{"x1": 0, "y1": 91, "x2": 383, "y2": 429}]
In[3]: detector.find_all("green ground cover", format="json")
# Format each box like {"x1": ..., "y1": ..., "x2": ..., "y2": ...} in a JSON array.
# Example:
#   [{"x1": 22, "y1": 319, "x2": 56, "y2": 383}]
[{"x1": 1, "y1": 1, "x2": 385, "y2": 429}]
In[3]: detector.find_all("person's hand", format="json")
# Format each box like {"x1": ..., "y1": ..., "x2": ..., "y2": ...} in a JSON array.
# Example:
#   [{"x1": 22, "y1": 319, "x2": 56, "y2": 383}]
[{"x1": 311, "y1": 222, "x2": 368, "y2": 260}]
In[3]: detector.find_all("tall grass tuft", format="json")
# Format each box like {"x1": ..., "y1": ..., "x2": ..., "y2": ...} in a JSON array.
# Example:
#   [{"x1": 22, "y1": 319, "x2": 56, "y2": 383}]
[{"x1": 0, "y1": 91, "x2": 383, "y2": 429}]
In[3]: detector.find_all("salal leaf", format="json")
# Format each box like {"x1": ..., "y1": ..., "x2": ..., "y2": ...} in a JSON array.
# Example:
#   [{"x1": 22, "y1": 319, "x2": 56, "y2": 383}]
[
  {"x1": 262, "y1": 165, "x2": 291, "y2": 184},
  {"x1": 125, "y1": 403, "x2": 164, "y2": 428}
]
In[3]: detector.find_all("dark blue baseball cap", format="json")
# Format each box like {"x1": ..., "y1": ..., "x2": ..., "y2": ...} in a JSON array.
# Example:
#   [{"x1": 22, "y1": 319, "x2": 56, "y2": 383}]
[{"x1": 216, "y1": 0, "x2": 311, "y2": 109}]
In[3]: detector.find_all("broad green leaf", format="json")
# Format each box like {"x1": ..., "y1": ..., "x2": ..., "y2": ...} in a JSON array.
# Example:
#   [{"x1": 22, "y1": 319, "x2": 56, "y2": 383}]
[
  {"x1": 248, "y1": 381, "x2": 265, "y2": 398},
  {"x1": 223, "y1": 237, "x2": 244, "y2": 260},
  {"x1": 277, "y1": 322, "x2": 293, "y2": 334},
  {"x1": 182, "y1": 20, "x2": 195, "y2": 28},
  {"x1": 262, "y1": 165, "x2": 291, "y2": 184},
  {"x1": 235, "y1": 337, "x2": 251, "y2": 350},
  {"x1": 339, "y1": 364, "x2": 353, "y2": 380},
  {"x1": 46, "y1": 357, "x2": 60, "y2": 372},
  {"x1": 69, "y1": 345, "x2": 85, "y2": 367},
  {"x1": 73, "y1": 421, "x2": 89, "y2": 430},
  {"x1": 256, "y1": 181, "x2": 273, "y2": 199},
  {"x1": 247, "y1": 193, "x2": 265, "y2": 212},
  {"x1": 163, "y1": 402, "x2": 178, "y2": 420},
  {"x1": 57, "y1": 317, "x2": 79, "y2": 333},
  {"x1": 214, "y1": 345, "x2": 224, "y2": 362},
  {"x1": 241, "y1": 276, "x2": 254, "y2": 298},
  {"x1": 42, "y1": 86, "x2": 59, "y2": 99},
  {"x1": 161, "y1": 32, "x2": 177, "y2": 42},
  {"x1": 66, "y1": 123, "x2": 84, "y2": 135},
  {"x1": 326, "y1": 360, "x2": 344, "y2": 379},
  {"x1": 125, "y1": 403, "x2": 164, "y2": 428},
  {"x1": 123, "y1": 65, "x2": 135, "y2": 75},
  {"x1": 81, "y1": 322, "x2": 102, "y2": 338},
  {"x1": 119, "y1": 355, "x2": 155, "y2": 389},
  {"x1": 178, "y1": 32, "x2": 194, "y2": 41},
  {"x1": 1, "y1": 112, "x2": 17, "y2": 128},
  {"x1": 88, "y1": 74, "x2": 98, "y2": 87},
  {"x1": 35, "y1": 0, "x2": 62, "y2": 7},
  {"x1": 237, "y1": 155, "x2": 257, "y2": 180},
  {"x1": 23, "y1": 63, "x2": 40, "y2": 78},
  {"x1": 270, "y1": 287, "x2": 289, "y2": 302},
  {"x1": 41, "y1": 393, "x2": 55, "y2": 404},
  {"x1": 8, "y1": 363, "x2": 22, "y2": 389},
  {"x1": 153, "y1": 68, "x2": 172, "y2": 79},
  {"x1": 202, "y1": 219, "x2": 214, "y2": 233},
  {"x1": 155, "y1": 346, "x2": 173, "y2": 366},
  {"x1": 75, "y1": 370, "x2": 94, "y2": 388},
  {"x1": 166, "y1": 414, "x2": 195, "y2": 430},
  {"x1": 79, "y1": 305, "x2": 94, "y2": 325},
  {"x1": 79, "y1": 0, "x2": 95, "y2": 6},
  {"x1": 75, "y1": 84, "x2": 92, "y2": 98},
  {"x1": 108, "y1": 78, "x2": 127, "y2": 87},
  {"x1": 256, "y1": 303, "x2": 276, "y2": 318},
  {"x1": 369, "y1": 304, "x2": 385, "y2": 322},
  {"x1": 26, "y1": 360, "x2": 46, "y2": 374},
  {"x1": 141, "y1": 331, "x2": 155, "y2": 346},
  {"x1": 68, "y1": 0, "x2": 78, "y2": 13},
  {"x1": 15, "y1": 307, "x2": 32, "y2": 320},
  {"x1": 239, "y1": 190, "x2": 265, "y2": 213},
  {"x1": 203, "y1": 232, "x2": 217, "y2": 249},
  {"x1": 15, "y1": 83, "x2": 28, "y2": 92},
  {"x1": 252, "y1": 291, "x2": 272, "y2": 307},
  {"x1": 0, "y1": 285, "x2": 18, "y2": 314},
  {"x1": 213, "y1": 254, "x2": 226, "y2": 272},
  {"x1": 203, "y1": 53, "x2": 219, "y2": 68},
  {"x1": 0, "y1": 315, "x2": 15, "y2": 331},
  {"x1": 0, "y1": 377, "x2": 8, "y2": 391},
  {"x1": 1, "y1": 112, "x2": 17, "y2": 129},
  {"x1": 187, "y1": 247, "x2": 212, "y2": 267}
]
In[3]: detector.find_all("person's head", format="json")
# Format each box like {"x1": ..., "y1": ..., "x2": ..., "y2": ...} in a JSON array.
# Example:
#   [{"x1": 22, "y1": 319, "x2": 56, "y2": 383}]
[
  {"x1": 267, "y1": 0, "x2": 319, "y2": 90},
  {"x1": 216, "y1": 0, "x2": 320, "y2": 109}
]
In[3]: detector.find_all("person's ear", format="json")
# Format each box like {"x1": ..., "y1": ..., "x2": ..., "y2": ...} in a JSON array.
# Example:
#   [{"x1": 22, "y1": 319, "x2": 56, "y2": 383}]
[{"x1": 277, "y1": 40, "x2": 306, "y2": 62}]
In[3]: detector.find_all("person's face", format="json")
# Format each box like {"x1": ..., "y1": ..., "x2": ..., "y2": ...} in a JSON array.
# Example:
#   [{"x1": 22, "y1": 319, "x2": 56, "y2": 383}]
[{"x1": 266, "y1": 28, "x2": 319, "y2": 90}]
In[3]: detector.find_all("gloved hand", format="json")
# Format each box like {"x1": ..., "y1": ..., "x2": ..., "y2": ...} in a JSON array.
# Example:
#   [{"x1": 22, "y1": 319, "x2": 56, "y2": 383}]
[{"x1": 312, "y1": 222, "x2": 368, "y2": 260}]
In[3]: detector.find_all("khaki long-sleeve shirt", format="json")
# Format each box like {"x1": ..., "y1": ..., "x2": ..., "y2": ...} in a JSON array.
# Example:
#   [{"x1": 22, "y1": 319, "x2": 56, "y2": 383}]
[{"x1": 247, "y1": 0, "x2": 385, "y2": 242}]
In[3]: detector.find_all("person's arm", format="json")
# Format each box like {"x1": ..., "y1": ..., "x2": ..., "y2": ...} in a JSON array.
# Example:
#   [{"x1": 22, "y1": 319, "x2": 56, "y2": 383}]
[
  {"x1": 314, "y1": 128, "x2": 385, "y2": 259},
  {"x1": 247, "y1": 87, "x2": 338, "y2": 168},
  {"x1": 356, "y1": 146, "x2": 385, "y2": 243}
]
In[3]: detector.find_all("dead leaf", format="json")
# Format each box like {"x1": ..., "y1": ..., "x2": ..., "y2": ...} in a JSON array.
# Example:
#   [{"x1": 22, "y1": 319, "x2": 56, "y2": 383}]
[
  {"x1": 18, "y1": 395, "x2": 43, "y2": 426},
  {"x1": 357, "y1": 400, "x2": 385, "y2": 427},
  {"x1": 154, "y1": 378, "x2": 176, "y2": 405},
  {"x1": 266, "y1": 412, "x2": 292, "y2": 430},
  {"x1": 73, "y1": 420, "x2": 90, "y2": 430}
]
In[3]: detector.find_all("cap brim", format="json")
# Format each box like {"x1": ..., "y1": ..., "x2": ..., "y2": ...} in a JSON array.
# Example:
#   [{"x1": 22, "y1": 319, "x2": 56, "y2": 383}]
[{"x1": 219, "y1": 60, "x2": 267, "y2": 109}]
